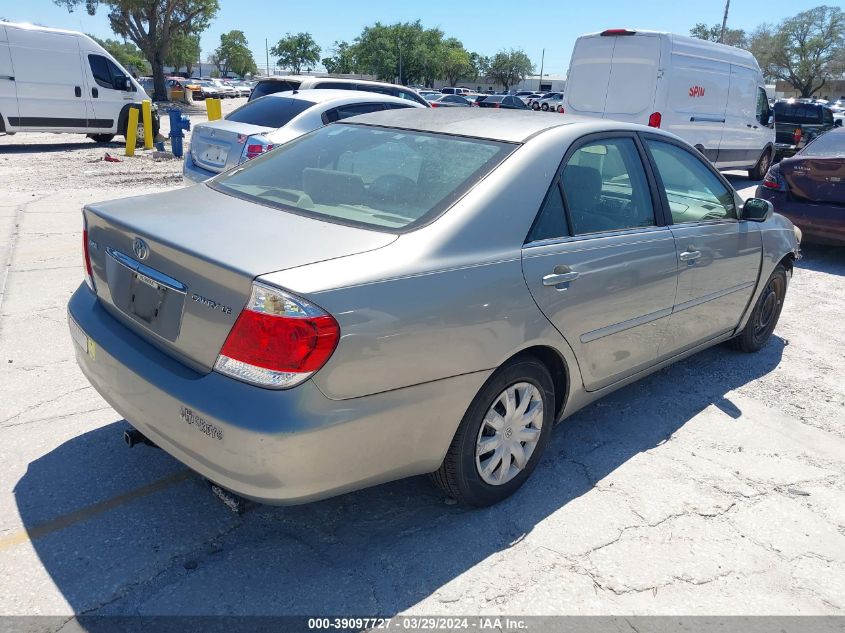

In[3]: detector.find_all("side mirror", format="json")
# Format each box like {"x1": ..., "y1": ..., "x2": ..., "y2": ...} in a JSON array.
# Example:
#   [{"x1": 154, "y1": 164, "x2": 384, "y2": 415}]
[
  {"x1": 767, "y1": 114, "x2": 774, "y2": 128},
  {"x1": 742, "y1": 198, "x2": 774, "y2": 222},
  {"x1": 116, "y1": 77, "x2": 131, "y2": 91}
]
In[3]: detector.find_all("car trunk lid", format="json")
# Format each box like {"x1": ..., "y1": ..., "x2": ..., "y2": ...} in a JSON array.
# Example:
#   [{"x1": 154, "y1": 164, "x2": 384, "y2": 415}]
[
  {"x1": 780, "y1": 157, "x2": 845, "y2": 204},
  {"x1": 84, "y1": 185, "x2": 396, "y2": 373},
  {"x1": 189, "y1": 120, "x2": 273, "y2": 173}
]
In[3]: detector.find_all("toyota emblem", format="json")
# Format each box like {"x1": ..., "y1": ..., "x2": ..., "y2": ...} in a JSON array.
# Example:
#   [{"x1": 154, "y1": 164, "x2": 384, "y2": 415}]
[{"x1": 133, "y1": 237, "x2": 149, "y2": 260}]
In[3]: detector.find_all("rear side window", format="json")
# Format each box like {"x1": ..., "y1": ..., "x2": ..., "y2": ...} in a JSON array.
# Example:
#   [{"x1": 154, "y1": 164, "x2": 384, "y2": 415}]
[
  {"x1": 227, "y1": 96, "x2": 315, "y2": 128},
  {"x1": 250, "y1": 80, "x2": 301, "y2": 100},
  {"x1": 322, "y1": 102, "x2": 386, "y2": 123},
  {"x1": 312, "y1": 81, "x2": 353, "y2": 90},
  {"x1": 212, "y1": 125, "x2": 514, "y2": 232},
  {"x1": 800, "y1": 130, "x2": 845, "y2": 157},
  {"x1": 775, "y1": 103, "x2": 822, "y2": 124},
  {"x1": 562, "y1": 138, "x2": 655, "y2": 234},
  {"x1": 646, "y1": 140, "x2": 737, "y2": 222},
  {"x1": 528, "y1": 184, "x2": 569, "y2": 242}
]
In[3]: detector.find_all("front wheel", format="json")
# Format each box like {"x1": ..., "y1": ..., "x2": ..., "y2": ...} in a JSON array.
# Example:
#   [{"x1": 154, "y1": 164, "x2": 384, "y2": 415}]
[
  {"x1": 730, "y1": 264, "x2": 788, "y2": 353},
  {"x1": 430, "y1": 358, "x2": 554, "y2": 506},
  {"x1": 748, "y1": 148, "x2": 773, "y2": 180}
]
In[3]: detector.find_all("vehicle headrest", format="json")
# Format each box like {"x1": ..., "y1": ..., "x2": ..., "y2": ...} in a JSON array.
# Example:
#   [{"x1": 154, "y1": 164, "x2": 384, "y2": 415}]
[{"x1": 302, "y1": 168, "x2": 365, "y2": 206}]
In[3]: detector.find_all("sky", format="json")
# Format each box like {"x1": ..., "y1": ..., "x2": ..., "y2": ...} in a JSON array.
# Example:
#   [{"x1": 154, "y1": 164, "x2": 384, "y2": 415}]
[{"x1": 0, "y1": 0, "x2": 828, "y2": 76}]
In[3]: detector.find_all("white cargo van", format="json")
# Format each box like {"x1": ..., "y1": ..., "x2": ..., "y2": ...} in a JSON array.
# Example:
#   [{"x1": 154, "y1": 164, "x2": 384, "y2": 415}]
[
  {"x1": 562, "y1": 29, "x2": 774, "y2": 179},
  {"x1": 0, "y1": 22, "x2": 158, "y2": 143}
]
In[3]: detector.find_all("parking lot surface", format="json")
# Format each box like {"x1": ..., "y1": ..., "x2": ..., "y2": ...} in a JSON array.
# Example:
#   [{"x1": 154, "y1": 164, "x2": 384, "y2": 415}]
[{"x1": 1, "y1": 107, "x2": 844, "y2": 618}]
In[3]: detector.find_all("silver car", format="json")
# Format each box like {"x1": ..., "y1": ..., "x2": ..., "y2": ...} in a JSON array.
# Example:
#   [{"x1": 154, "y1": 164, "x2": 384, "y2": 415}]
[
  {"x1": 68, "y1": 109, "x2": 800, "y2": 507},
  {"x1": 183, "y1": 89, "x2": 424, "y2": 183}
]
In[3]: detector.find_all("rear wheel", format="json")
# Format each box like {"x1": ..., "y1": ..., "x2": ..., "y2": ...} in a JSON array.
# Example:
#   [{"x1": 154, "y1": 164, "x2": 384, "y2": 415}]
[
  {"x1": 430, "y1": 358, "x2": 554, "y2": 506},
  {"x1": 541, "y1": 103, "x2": 549, "y2": 111},
  {"x1": 730, "y1": 264, "x2": 787, "y2": 352},
  {"x1": 531, "y1": 102, "x2": 540, "y2": 110},
  {"x1": 748, "y1": 148, "x2": 772, "y2": 180}
]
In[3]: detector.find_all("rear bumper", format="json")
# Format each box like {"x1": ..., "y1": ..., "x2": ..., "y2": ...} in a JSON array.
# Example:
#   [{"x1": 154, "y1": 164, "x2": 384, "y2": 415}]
[
  {"x1": 67, "y1": 285, "x2": 485, "y2": 504},
  {"x1": 775, "y1": 143, "x2": 799, "y2": 158},
  {"x1": 182, "y1": 152, "x2": 217, "y2": 185},
  {"x1": 755, "y1": 186, "x2": 845, "y2": 245}
]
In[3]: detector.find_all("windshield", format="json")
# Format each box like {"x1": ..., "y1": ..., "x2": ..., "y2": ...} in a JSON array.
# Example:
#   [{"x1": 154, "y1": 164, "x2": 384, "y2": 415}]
[
  {"x1": 800, "y1": 131, "x2": 845, "y2": 157},
  {"x1": 226, "y1": 95, "x2": 316, "y2": 128},
  {"x1": 211, "y1": 124, "x2": 514, "y2": 232}
]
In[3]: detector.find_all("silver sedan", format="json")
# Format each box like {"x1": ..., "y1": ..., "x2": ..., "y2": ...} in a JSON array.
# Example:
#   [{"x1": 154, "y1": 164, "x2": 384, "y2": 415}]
[{"x1": 68, "y1": 109, "x2": 800, "y2": 507}]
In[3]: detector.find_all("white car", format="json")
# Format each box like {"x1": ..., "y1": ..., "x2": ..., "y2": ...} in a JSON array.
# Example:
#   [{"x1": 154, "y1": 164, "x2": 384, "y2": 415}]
[
  {"x1": 532, "y1": 93, "x2": 564, "y2": 111},
  {"x1": 562, "y1": 29, "x2": 776, "y2": 179},
  {"x1": 0, "y1": 22, "x2": 157, "y2": 143},
  {"x1": 183, "y1": 89, "x2": 424, "y2": 183}
]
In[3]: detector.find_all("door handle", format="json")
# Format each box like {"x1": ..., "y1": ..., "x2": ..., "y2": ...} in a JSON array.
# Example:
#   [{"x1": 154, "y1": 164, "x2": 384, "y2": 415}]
[
  {"x1": 542, "y1": 271, "x2": 580, "y2": 286},
  {"x1": 679, "y1": 250, "x2": 702, "y2": 262},
  {"x1": 74, "y1": 86, "x2": 81, "y2": 97},
  {"x1": 92, "y1": 87, "x2": 98, "y2": 98}
]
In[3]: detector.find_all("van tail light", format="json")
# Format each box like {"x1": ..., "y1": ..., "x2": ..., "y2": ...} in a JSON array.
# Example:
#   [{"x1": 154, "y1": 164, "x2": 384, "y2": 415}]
[
  {"x1": 215, "y1": 282, "x2": 340, "y2": 389},
  {"x1": 793, "y1": 128, "x2": 802, "y2": 144},
  {"x1": 648, "y1": 112, "x2": 662, "y2": 128},
  {"x1": 241, "y1": 135, "x2": 275, "y2": 161},
  {"x1": 82, "y1": 219, "x2": 95, "y2": 292},
  {"x1": 601, "y1": 29, "x2": 637, "y2": 36}
]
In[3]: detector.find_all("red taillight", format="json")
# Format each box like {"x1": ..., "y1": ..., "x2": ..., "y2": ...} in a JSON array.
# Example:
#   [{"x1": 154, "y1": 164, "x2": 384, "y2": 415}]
[
  {"x1": 215, "y1": 283, "x2": 340, "y2": 389},
  {"x1": 793, "y1": 128, "x2": 802, "y2": 144},
  {"x1": 245, "y1": 143, "x2": 275, "y2": 160},
  {"x1": 82, "y1": 225, "x2": 95, "y2": 291},
  {"x1": 601, "y1": 29, "x2": 637, "y2": 36},
  {"x1": 429, "y1": 102, "x2": 439, "y2": 108},
  {"x1": 762, "y1": 168, "x2": 786, "y2": 191},
  {"x1": 648, "y1": 112, "x2": 662, "y2": 128}
]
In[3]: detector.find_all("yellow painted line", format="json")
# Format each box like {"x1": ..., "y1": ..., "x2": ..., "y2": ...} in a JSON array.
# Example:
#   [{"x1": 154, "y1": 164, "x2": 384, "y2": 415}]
[{"x1": 0, "y1": 470, "x2": 192, "y2": 551}]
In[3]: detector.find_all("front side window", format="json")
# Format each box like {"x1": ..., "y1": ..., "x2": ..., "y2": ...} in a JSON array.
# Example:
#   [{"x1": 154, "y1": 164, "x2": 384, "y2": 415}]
[
  {"x1": 756, "y1": 88, "x2": 770, "y2": 125},
  {"x1": 212, "y1": 125, "x2": 514, "y2": 232},
  {"x1": 88, "y1": 54, "x2": 112, "y2": 89},
  {"x1": 646, "y1": 140, "x2": 737, "y2": 223},
  {"x1": 561, "y1": 138, "x2": 655, "y2": 235}
]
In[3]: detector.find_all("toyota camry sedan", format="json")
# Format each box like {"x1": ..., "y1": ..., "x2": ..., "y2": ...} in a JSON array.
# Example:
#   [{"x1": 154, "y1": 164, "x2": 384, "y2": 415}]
[{"x1": 68, "y1": 109, "x2": 800, "y2": 507}]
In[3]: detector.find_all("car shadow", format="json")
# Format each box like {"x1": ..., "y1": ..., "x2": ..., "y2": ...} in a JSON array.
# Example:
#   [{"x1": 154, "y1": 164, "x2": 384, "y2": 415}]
[
  {"x1": 0, "y1": 140, "x2": 123, "y2": 153},
  {"x1": 14, "y1": 337, "x2": 785, "y2": 617},
  {"x1": 795, "y1": 243, "x2": 845, "y2": 275}
]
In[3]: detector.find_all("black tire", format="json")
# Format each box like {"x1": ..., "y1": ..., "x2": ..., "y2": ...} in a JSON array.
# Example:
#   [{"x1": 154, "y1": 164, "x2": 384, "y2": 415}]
[
  {"x1": 557, "y1": 105, "x2": 565, "y2": 113},
  {"x1": 122, "y1": 106, "x2": 161, "y2": 142},
  {"x1": 541, "y1": 103, "x2": 549, "y2": 111},
  {"x1": 531, "y1": 102, "x2": 540, "y2": 110},
  {"x1": 748, "y1": 148, "x2": 773, "y2": 180},
  {"x1": 88, "y1": 134, "x2": 115, "y2": 143},
  {"x1": 430, "y1": 357, "x2": 555, "y2": 506},
  {"x1": 730, "y1": 264, "x2": 788, "y2": 353}
]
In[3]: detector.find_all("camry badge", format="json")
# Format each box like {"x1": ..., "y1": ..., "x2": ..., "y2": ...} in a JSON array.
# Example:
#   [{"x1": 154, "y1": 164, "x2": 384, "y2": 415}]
[{"x1": 133, "y1": 237, "x2": 149, "y2": 261}]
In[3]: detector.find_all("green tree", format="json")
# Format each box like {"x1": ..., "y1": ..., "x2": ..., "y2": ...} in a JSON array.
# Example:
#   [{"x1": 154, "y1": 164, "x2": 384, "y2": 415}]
[
  {"x1": 750, "y1": 6, "x2": 845, "y2": 97},
  {"x1": 54, "y1": 0, "x2": 219, "y2": 100},
  {"x1": 322, "y1": 40, "x2": 358, "y2": 74},
  {"x1": 89, "y1": 35, "x2": 149, "y2": 76},
  {"x1": 469, "y1": 52, "x2": 490, "y2": 82},
  {"x1": 211, "y1": 30, "x2": 256, "y2": 77},
  {"x1": 486, "y1": 49, "x2": 534, "y2": 91},
  {"x1": 441, "y1": 42, "x2": 473, "y2": 86},
  {"x1": 689, "y1": 22, "x2": 748, "y2": 47},
  {"x1": 165, "y1": 32, "x2": 200, "y2": 76},
  {"x1": 271, "y1": 32, "x2": 321, "y2": 75}
]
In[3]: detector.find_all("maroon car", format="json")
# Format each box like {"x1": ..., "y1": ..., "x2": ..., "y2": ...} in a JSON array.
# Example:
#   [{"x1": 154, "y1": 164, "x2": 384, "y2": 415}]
[{"x1": 757, "y1": 128, "x2": 845, "y2": 245}]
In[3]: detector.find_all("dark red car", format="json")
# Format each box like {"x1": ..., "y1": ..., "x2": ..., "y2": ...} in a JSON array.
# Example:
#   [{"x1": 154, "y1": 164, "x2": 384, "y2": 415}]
[{"x1": 757, "y1": 128, "x2": 845, "y2": 245}]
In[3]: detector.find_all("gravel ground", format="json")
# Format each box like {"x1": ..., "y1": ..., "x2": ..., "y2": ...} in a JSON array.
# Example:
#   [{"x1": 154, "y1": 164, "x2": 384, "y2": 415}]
[{"x1": 0, "y1": 112, "x2": 843, "y2": 622}]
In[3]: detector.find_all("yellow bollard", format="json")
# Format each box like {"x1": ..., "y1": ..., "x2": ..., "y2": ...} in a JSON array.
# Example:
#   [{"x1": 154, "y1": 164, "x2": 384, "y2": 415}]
[
  {"x1": 142, "y1": 99, "x2": 153, "y2": 149},
  {"x1": 125, "y1": 107, "x2": 139, "y2": 157},
  {"x1": 206, "y1": 98, "x2": 222, "y2": 121}
]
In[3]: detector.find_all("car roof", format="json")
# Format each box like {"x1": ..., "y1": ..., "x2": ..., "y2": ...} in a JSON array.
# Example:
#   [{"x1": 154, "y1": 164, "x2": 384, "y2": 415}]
[
  {"x1": 256, "y1": 76, "x2": 405, "y2": 89},
  {"x1": 258, "y1": 89, "x2": 416, "y2": 107}
]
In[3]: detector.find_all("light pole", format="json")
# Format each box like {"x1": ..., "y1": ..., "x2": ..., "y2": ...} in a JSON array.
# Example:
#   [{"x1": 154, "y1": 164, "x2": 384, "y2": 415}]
[
  {"x1": 265, "y1": 38, "x2": 270, "y2": 76},
  {"x1": 538, "y1": 48, "x2": 545, "y2": 92},
  {"x1": 397, "y1": 38, "x2": 403, "y2": 86},
  {"x1": 720, "y1": 0, "x2": 731, "y2": 43}
]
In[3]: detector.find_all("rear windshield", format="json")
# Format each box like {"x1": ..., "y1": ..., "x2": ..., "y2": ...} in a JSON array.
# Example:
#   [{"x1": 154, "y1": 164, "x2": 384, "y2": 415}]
[
  {"x1": 226, "y1": 96, "x2": 315, "y2": 128},
  {"x1": 250, "y1": 79, "x2": 301, "y2": 100},
  {"x1": 774, "y1": 103, "x2": 822, "y2": 124},
  {"x1": 800, "y1": 131, "x2": 845, "y2": 157},
  {"x1": 211, "y1": 124, "x2": 514, "y2": 232}
]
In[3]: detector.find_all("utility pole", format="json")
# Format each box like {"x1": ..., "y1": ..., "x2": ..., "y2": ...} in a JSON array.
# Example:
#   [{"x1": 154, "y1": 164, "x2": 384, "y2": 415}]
[
  {"x1": 265, "y1": 38, "x2": 270, "y2": 76},
  {"x1": 538, "y1": 48, "x2": 545, "y2": 92},
  {"x1": 397, "y1": 38, "x2": 403, "y2": 86},
  {"x1": 719, "y1": 0, "x2": 730, "y2": 43}
]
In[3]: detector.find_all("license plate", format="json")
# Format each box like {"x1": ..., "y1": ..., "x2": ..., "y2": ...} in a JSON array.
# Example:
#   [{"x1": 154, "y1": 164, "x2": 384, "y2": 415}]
[
  {"x1": 69, "y1": 317, "x2": 96, "y2": 360},
  {"x1": 201, "y1": 143, "x2": 228, "y2": 164},
  {"x1": 130, "y1": 272, "x2": 167, "y2": 322}
]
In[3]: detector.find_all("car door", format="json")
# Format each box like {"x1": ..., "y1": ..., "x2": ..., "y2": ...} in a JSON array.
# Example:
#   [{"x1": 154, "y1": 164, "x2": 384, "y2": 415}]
[
  {"x1": 521, "y1": 133, "x2": 679, "y2": 391},
  {"x1": 642, "y1": 135, "x2": 762, "y2": 356},
  {"x1": 85, "y1": 53, "x2": 132, "y2": 131}
]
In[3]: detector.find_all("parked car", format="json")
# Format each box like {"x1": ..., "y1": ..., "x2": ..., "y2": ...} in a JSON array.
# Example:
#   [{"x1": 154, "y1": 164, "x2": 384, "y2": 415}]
[
  {"x1": 757, "y1": 127, "x2": 844, "y2": 244},
  {"x1": 167, "y1": 77, "x2": 203, "y2": 101},
  {"x1": 773, "y1": 101, "x2": 837, "y2": 160},
  {"x1": 441, "y1": 87, "x2": 471, "y2": 95},
  {"x1": 562, "y1": 29, "x2": 775, "y2": 179},
  {"x1": 477, "y1": 95, "x2": 528, "y2": 109},
  {"x1": 469, "y1": 94, "x2": 489, "y2": 107},
  {"x1": 196, "y1": 80, "x2": 223, "y2": 99},
  {"x1": 0, "y1": 22, "x2": 159, "y2": 143},
  {"x1": 533, "y1": 93, "x2": 564, "y2": 111},
  {"x1": 249, "y1": 76, "x2": 429, "y2": 106},
  {"x1": 68, "y1": 109, "x2": 800, "y2": 507},
  {"x1": 183, "y1": 89, "x2": 423, "y2": 183},
  {"x1": 523, "y1": 94, "x2": 545, "y2": 106},
  {"x1": 427, "y1": 94, "x2": 472, "y2": 108},
  {"x1": 204, "y1": 78, "x2": 238, "y2": 98}
]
